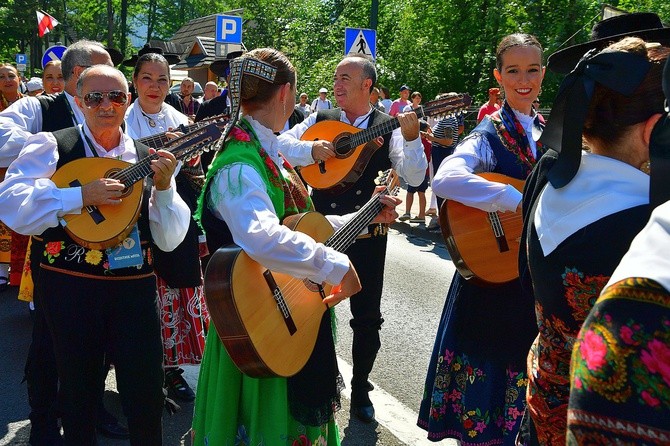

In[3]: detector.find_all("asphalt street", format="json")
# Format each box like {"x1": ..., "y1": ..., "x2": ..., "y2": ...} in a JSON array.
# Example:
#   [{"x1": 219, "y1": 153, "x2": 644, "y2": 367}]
[{"x1": 0, "y1": 187, "x2": 456, "y2": 445}]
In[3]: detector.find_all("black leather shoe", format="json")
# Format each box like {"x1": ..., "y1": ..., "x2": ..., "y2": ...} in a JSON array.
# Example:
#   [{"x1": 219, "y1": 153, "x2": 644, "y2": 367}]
[
  {"x1": 165, "y1": 367, "x2": 195, "y2": 402},
  {"x1": 351, "y1": 404, "x2": 375, "y2": 423},
  {"x1": 96, "y1": 409, "x2": 129, "y2": 440}
]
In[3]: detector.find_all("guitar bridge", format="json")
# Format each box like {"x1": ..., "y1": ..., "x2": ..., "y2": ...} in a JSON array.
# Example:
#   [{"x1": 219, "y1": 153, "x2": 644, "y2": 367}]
[
  {"x1": 263, "y1": 270, "x2": 297, "y2": 335},
  {"x1": 488, "y1": 212, "x2": 509, "y2": 252}
]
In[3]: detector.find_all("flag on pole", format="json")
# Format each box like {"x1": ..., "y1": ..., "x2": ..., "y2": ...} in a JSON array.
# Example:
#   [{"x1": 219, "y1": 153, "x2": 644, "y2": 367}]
[{"x1": 36, "y1": 10, "x2": 59, "y2": 38}]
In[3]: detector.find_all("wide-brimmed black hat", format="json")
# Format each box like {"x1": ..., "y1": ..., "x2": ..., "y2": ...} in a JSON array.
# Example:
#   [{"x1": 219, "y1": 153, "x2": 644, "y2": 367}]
[
  {"x1": 105, "y1": 48, "x2": 125, "y2": 66},
  {"x1": 548, "y1": 12, "x2": 670, "y2": 74},
  {"x1": 122, "y1": 44, "x2": 181, "y2": 67},
  {"x1": 209, "y1": 50, "x2": 245, "y2": 77}
]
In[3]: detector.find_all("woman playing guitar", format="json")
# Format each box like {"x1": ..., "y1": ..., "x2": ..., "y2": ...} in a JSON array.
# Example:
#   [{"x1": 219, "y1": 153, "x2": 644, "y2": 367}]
[
  {"x1": 191, "y1": 48, "x2": 400, "y2": 446},
  {"x1": 417, "y1": 33, "x2": 545, "y2": 445}
]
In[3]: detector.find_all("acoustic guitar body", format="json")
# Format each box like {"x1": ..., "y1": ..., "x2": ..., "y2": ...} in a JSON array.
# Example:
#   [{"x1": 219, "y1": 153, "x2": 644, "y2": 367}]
[
  {"x1": 50, "y1": 158, "x2": 143, "y2": 250},
  {"x1": 299, "y1": 120, "x2": 381, "y2": 192},
  {"x1": 440, "y1": 172, "x2": 525, "y2": 287},
  {"x1": 204, "y1": 211, "x2": 335, "y2": 377}
]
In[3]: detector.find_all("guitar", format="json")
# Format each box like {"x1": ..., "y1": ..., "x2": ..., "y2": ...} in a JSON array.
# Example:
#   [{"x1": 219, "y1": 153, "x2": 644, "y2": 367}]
[
  {"x1": 135, "y1": 113, "x2": 229, "y2": 149},
  {"x1": 299, "y1": 93, "x2": 471, "y2": 192},
  {"x1": 440, "y1": 172, "x2": 525, "y2": 287},
  {"x1": 50, "y1": 122, "x2": 225, "y2": 250},
  {"x1": 204, "y1": 169, "x2": 400, "y2": 378}
]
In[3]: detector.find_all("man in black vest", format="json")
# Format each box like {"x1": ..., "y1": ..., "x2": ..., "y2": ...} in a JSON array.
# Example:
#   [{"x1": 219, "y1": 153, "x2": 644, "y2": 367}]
[
  {"x1": 279, "y1": 55, "x2": 426, "y2": 423},
  {"x1": 0, "y1": 40, "x2": 134, "y2": 444},
  {"x1": 0, "y1": 64, "x2": 189, "y2": 445}
]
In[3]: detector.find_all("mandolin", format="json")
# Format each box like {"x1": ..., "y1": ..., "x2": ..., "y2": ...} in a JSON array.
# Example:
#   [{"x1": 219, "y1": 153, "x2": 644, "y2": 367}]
[
  {"x1": 440, "y1": 172, "x2": 525, "y2": 287},
  {"x1": 50, "y1": 122, "x2": 225, "y2": 250},
  {"x1": 135, "y1": 113, "x2": 228, "y2": 149},
  {"x1": 298, "y1": 94, "x2": 471, "y2": 192},
  {"x1": 204, "y1": 169, "x2": 400, "y2": 377}
]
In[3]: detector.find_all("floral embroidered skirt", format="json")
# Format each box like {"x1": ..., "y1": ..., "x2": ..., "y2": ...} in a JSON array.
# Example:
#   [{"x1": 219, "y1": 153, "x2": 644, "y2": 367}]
[
  {"x1": 418, "y1": 273, "x2": 528, "y2": 446},
  {"x1": 156, "y1": 275, "x2": 209, "y2": 366},
  {"x1": 192, "y1": 326, "x2": 340, "y2": 446}
]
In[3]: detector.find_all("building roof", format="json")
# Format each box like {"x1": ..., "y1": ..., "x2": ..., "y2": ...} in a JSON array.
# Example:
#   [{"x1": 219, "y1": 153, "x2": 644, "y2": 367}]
[{"x1": 169, "y1": 12, "x2": 245, "y2": 72}]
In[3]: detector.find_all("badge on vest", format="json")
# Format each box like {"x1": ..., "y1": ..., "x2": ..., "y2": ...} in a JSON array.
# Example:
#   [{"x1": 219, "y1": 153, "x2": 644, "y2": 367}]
[{"x1": 106, "y1": 225, "x2": 144, "y2": 269}]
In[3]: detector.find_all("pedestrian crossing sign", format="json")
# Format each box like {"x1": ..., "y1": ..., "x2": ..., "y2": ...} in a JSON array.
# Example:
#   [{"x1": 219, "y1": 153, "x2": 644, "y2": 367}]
[{"x1": 345, "y1": 28, "x2": 376, "y2": 60}]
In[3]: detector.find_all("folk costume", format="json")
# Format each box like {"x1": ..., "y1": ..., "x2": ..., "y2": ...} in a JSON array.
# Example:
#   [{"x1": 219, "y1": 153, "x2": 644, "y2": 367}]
[
  {"x1": 125, "y1": 101, "x2": 210, "y2": 370},
  {"x1": 192, "y1": 51, "x2": 357, "y2": 446},
  {"x1": 567, "y1": 200, "x2": 670, "y2": 445},
  {"x1": 278, "y1": 101, "x2": 427, "y2": 412},
  {"x1": 192, "y1": 115, "x2": 348, "y2": 446},
  {"x1": 519, "y1": 48, "x2": 660, "y2": 445},
  {"x1": 0, "y1": 123, "x2": 190, "y2": 444},
  {"x1": 418, "y1": 102, "x2": 543, "y2": 445}
]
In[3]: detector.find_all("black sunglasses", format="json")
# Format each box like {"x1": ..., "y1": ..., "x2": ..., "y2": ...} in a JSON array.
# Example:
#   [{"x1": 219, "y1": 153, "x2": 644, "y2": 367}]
[{"x1": 82, "y1": 90, "x2": 128, "y2": 108}]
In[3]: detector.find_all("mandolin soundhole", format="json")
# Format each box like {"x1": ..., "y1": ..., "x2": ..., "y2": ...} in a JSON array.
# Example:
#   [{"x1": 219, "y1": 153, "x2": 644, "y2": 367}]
[
  {"x1": 105, "y1": 168, "x2": 134, "y2": 198},
  {"x1": 333, "y1": 134, "x2": 353, "y2": 158}
]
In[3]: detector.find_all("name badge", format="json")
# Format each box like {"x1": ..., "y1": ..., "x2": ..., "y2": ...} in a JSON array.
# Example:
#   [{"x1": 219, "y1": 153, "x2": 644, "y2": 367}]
[{"x1": 106, "y1": 225, "x2": 144, "y2": 269}]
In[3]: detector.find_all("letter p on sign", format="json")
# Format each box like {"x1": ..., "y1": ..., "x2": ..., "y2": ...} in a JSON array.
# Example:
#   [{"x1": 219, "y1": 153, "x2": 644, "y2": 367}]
[{"x1": 216, "y1": 15, "x2": 243, "y2": 44}]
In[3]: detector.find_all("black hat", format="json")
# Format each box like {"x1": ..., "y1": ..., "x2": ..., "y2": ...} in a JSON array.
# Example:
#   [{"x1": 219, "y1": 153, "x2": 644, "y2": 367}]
[
  {"x1": 105, "y1": 48, "x2": 125, "y2": 66},
  {"x1": 548, "y1": 12, "x2": 670, "y2": 74},
  {"x1": 122, "y1": 44, "x2": 181, "y2": 67},
  {"x1": 209, "y1": 50, "x2": 245, "y2": 77}
]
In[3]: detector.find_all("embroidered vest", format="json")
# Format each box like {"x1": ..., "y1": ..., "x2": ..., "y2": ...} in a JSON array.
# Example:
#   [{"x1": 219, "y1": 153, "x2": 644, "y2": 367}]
[
  {"x1": 472, "y1": 115, "x2": 543, "y2": 180},
  {"x1": 312, "y1": 108, "x2": 393, "y2": 214},
  {"x1": 38, "y1": 127, "x2": 155, "y2": 279},
  {"x1": 199, "y1": 121, "x2": 313, "y2": 254}
]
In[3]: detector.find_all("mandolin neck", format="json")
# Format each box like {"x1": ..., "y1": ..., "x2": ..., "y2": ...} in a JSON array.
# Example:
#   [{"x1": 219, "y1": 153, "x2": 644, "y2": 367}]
[
  {"x1": 109, "y1": 154, "x2": 161, "y2": 188},
  {"x1": 347, "y1": 106, "x2": 432, "y2": 149},
  {"x1": 135, "y1": 121, "x2": 199, "y2": 149}
]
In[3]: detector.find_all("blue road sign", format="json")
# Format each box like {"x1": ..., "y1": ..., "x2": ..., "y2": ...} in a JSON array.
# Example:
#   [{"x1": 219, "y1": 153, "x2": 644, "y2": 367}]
[
  {"x1": 15, "y1": 54, "x2": 27, "y2": 65},
  {"x1": 345, "y1": 28, "x2": 376, "y2": 59},
  {"x1": 215, "y1": 15, "x2": 243, "y2": 44},
  {"x1": 42, "y1": 45, "x2": 67, "y2": 69}
]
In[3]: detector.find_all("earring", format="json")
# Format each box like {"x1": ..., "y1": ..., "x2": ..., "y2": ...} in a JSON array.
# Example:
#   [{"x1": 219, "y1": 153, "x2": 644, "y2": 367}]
[{"x1": 640, "y1": 160, "x2": 651, "y2": 175}]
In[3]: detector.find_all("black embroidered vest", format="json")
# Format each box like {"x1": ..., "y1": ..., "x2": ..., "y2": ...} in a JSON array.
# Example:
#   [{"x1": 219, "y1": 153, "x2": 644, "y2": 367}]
[{"x1": 38, "y1": 127, "x2": 155, "y2": 279}]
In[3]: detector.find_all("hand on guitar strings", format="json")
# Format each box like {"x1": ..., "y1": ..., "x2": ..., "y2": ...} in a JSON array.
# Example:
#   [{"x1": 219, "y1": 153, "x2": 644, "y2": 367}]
[
  {"x1": 397, "y1": 111, "x2": 420, "y2": 141},
  {"x1": 323, "y1": 261, "x2": 362, "y2": 307},
  {"x1": 149, "y1": 148, "x2": 178, "y2": 191},
  {"x1": 372, "y1": 186, "x2": 402, "y2": 224},
  {"x1": 81, "y1": 178, "x2": 125, "y2": 206}
]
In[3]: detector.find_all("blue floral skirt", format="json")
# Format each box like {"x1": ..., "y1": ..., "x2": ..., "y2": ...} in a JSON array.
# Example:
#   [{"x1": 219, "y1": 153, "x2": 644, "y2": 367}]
[{"x1": 417, "y1": 273, "x2": 528, "y2": 445}]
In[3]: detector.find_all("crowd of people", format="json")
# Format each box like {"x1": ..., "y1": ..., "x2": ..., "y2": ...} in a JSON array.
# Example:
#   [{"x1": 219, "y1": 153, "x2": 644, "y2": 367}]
[{"x1": 0, "y1": 10, "x2": 669, "y2": 446}]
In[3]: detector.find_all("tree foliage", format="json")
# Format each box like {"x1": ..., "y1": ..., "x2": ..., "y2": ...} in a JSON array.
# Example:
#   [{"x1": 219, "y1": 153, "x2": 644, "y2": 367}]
[{"x1": 0, "y1": 0, "x2": 668, "y2": 105}]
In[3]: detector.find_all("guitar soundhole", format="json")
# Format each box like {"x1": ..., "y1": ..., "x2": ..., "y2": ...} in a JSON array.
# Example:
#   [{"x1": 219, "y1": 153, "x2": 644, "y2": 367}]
[
  {"x1": 333, "y1": 134, "x2": 353, "y2": 158},
  {"x1": 105, "y1": 168, "x2": 134, "y2": 198}
]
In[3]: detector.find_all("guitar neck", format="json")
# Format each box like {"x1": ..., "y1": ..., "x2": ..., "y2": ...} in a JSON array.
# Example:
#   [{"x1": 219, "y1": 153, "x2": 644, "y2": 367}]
[{"x1": 324, "y1": 190, "x2": 388, "y2": 253}]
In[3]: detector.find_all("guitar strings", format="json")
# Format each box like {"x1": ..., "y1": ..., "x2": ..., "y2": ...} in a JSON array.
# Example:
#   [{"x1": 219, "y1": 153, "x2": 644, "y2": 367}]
[
  {"x1": 276, "y1": 188, "x2": 393, "y2": 307},
  {"x1": 277, "y1": 197, "x2": 385, "y2": 304}
]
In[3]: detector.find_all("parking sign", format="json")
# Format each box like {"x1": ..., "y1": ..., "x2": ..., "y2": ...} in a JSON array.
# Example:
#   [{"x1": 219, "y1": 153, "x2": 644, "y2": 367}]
[{"x1": 215, "y1": 15, "x2": 243, "y2": 44}]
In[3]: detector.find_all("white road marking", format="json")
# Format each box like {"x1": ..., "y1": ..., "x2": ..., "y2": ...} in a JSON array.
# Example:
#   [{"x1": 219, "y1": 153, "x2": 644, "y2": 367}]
[{"x1": 337, "y1": 357, "x2": 457, "y2": 446}]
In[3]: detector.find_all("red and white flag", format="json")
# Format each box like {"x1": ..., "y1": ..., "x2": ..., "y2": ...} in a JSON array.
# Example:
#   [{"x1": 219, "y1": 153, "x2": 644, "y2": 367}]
[{"x1": 36, "y1": 10, "x2": 59, "y2": 38}]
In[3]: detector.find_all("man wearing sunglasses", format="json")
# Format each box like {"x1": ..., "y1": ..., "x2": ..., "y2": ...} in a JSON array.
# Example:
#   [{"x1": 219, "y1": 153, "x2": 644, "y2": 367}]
[
  {"x1": 0, "y1": 39, "x2": 137, "y2": 444},
  {"x1": 0, "y1": 64, "x2": 190, "y2": 445}
]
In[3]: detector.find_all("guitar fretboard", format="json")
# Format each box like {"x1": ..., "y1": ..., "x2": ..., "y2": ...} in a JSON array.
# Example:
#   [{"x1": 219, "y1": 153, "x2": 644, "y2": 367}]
[{"x1": 324, "y1": 179, "x2": 399, "y2": 253}]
